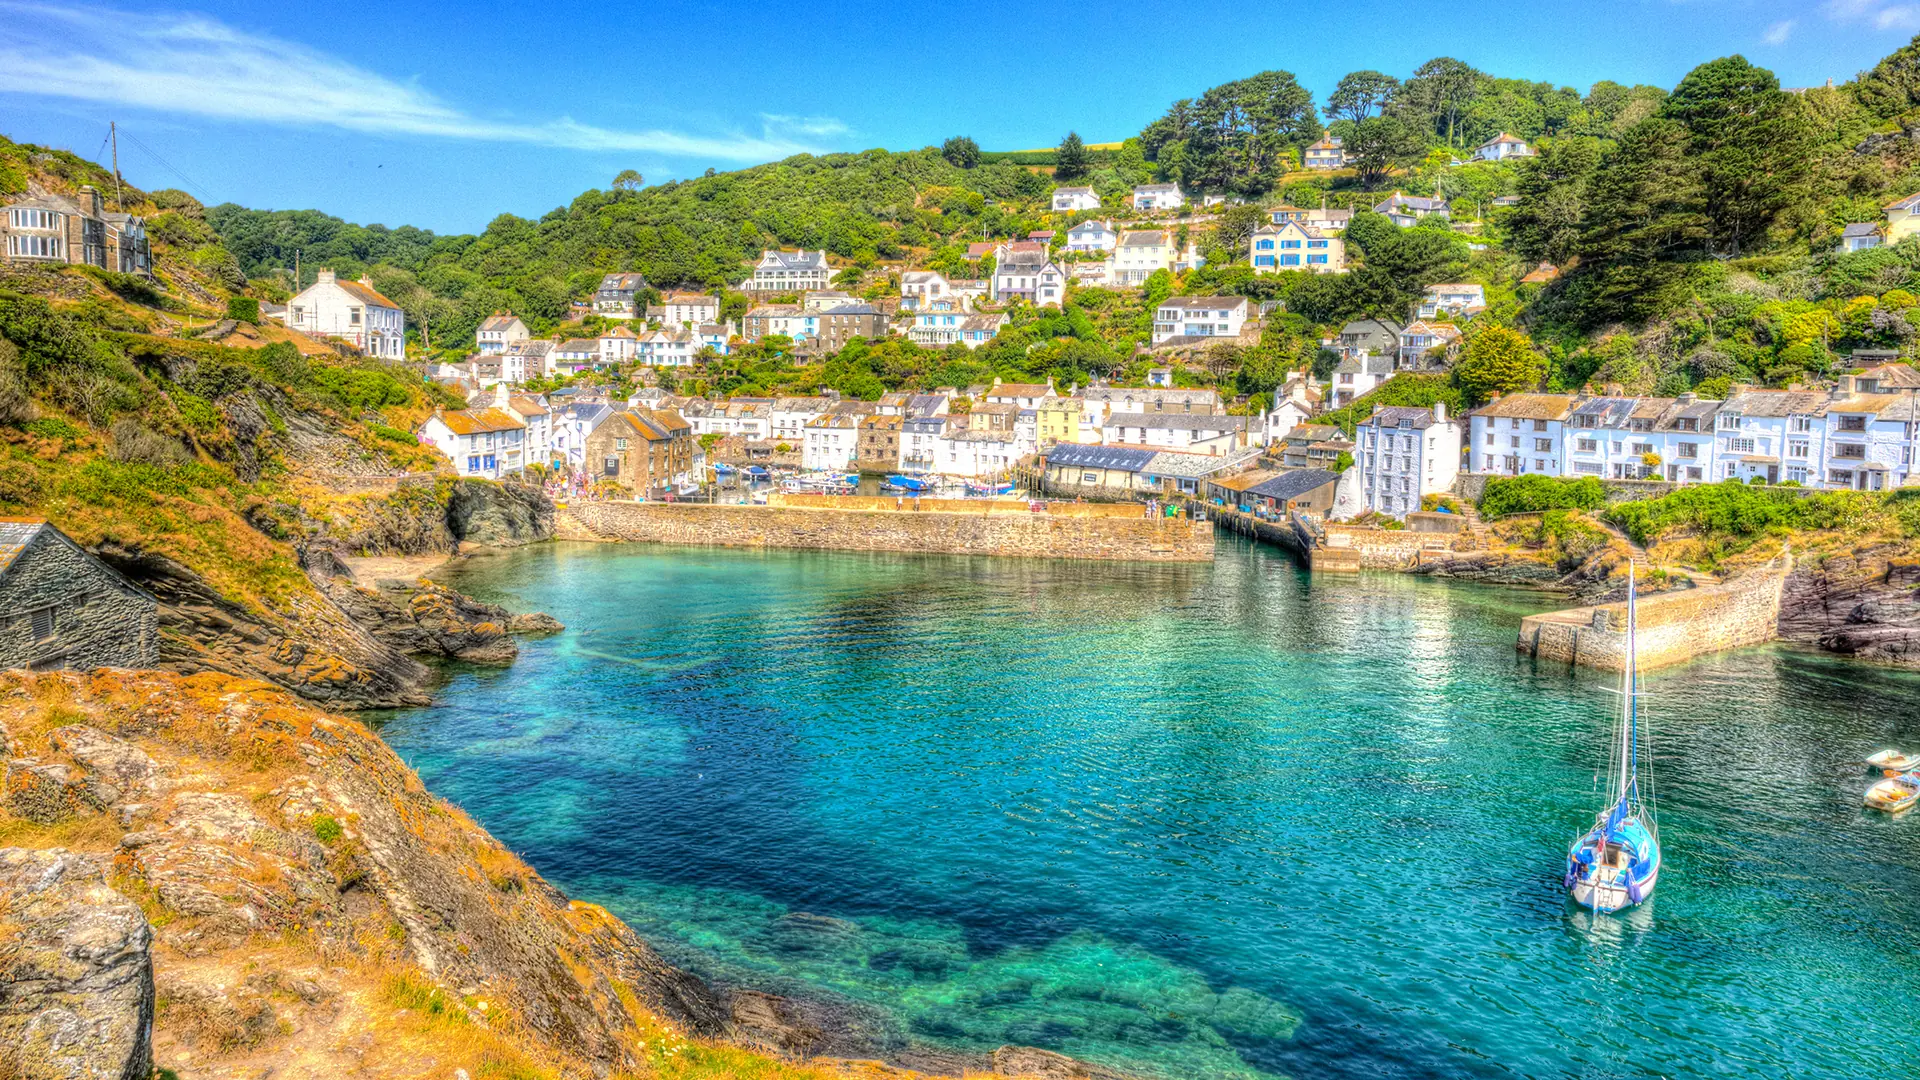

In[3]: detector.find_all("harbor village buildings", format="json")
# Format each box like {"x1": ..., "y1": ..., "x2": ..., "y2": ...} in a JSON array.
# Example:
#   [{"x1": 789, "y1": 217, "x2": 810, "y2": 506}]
[
  {"x1": 282, "y1": 270, "x2": 407, "y2": 360},
  {"x1": 2, "y1": 185, "x2": 151, "y2": 275}
]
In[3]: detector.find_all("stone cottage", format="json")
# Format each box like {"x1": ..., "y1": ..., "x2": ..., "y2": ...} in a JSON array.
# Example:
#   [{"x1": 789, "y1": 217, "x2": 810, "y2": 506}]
[{"x1": 0, "y1": 519, "x2": 157, "y2": 672}]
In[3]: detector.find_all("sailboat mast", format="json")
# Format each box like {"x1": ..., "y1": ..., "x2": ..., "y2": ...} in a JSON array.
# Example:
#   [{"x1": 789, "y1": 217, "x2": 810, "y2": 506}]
[{"x1": 1625, "y1": 562, "x2": 1639, "y2": 804}]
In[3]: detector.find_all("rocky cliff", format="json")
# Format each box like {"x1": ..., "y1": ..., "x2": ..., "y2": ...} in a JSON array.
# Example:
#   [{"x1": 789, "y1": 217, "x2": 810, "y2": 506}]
[
  {"x1": 1779, "y1": 543, "x2": 1920, "y2": 666},
  {"x1": 0, "y1": 671, "x2": 1122, "y2": 1080}
]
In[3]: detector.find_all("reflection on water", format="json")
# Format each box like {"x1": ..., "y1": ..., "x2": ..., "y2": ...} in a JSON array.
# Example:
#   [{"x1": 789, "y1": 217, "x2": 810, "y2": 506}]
[{"x1": 375, "y1": 539, "x2": 1920, "y2": 1080}]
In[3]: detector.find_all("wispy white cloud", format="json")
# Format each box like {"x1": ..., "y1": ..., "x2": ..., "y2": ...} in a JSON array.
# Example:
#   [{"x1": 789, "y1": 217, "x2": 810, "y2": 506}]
[
  {"x1": 0, "y1": 1, "x2": 846, "y2": 160},
  {"x1": 1763, "y1": 18, "x2": 1795, "y2": 43},
  {"x1": 1824, "y1": 0, "x2": 1920, "y2": 30}
]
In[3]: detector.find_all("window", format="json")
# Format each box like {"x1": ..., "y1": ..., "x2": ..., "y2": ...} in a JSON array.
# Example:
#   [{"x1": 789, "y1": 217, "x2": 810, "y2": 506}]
[
  {"x1": 1631, "y1": 443, "x2": 1652, "y2": 456},
  {"x1": 9, "y1": 208, "x2": 60, "y2": 229},
  {"x1": 30, "y1": 607, "x2": 54, "y2": 643},
  {"x1": 1484, "y1": 433, "x2": 1494, "y2": 446},
  {"x1": 1838, "y1": 415, "x2": 1867, "y2": 433},
  {"x1": 349, "y1": 308, "x2": 362, "y2": 325},
  {"x1": 1830, "y1": 469, "x2": 1854, "y2": 485},
  {"x1": 1533, "y1": 420, "x2": 1549, "y2": 432},
  {"x1": 1730, "y1": 438, "x2": 1755, "y2": 453},
  {"x1": 1535, "y1": 438, "x2": 1554, "y2": 452},
  {"x1": 1677, "y1": 443, "x2": 1698, "y2": 459},
  {"x1": 1574, "y1": 461, "x2": 1603, "y2": 475},
  {"x1": 1721, "y1": 414, "x2": 1741, "y2": 430},
  {"x1": 1791, "y1": 415, "x2": 1812, "y2": 432},
  {"x1": 1835, "y1": 442, "x2": 1866, "y2": 459},
  {"x1": 1577, "y1": 439, "x2": 1597, "y2": 453},
  {"x1": 1788, "y1": 440, "x2": 1809, "y2": 459},
  {"x1": 6, "y1": 234, "x2": 62, "y2": 258}
]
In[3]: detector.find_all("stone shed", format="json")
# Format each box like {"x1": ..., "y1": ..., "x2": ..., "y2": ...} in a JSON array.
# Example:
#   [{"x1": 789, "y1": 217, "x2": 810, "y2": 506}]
[{"x1": 0, "y1": 519, "x2": 157, "y2": 672}]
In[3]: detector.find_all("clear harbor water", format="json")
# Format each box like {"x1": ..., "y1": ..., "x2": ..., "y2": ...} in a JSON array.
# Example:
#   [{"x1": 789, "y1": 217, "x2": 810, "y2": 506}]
[{"x1": 376, "y1": 540, "x2": 1920, "y2": 1079}]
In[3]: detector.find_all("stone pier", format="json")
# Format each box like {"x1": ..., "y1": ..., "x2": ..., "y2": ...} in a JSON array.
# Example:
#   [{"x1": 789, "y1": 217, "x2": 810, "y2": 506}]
[
  {"x1": 564, "y1": 496, "x2": 1214, "y2": 562},
  {"x1": 1516, "y1": 556, "x2": 1792, "y2": 671}
]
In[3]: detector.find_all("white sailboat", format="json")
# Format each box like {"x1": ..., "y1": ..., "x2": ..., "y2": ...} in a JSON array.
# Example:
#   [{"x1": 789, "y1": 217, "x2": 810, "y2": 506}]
[{"x1": 1565, "y1": 561, "x2": 1662, "y2": 912}]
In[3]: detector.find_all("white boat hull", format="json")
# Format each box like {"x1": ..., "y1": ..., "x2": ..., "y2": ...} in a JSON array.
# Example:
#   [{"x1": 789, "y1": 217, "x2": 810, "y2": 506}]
[{"x1": 1571, "y1": 862, "x2": 1659, "y2": 913}]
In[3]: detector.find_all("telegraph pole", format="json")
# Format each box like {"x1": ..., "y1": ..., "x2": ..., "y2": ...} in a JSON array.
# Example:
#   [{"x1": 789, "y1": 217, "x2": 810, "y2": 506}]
[{"x1": 109, "y1": 122, "x2": 123, "y2": 211}]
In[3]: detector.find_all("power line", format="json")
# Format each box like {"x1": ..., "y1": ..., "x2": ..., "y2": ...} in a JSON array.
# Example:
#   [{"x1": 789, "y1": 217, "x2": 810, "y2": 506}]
[{"x1": 117, "y1": 129, "x2": 211, "y2": 204}]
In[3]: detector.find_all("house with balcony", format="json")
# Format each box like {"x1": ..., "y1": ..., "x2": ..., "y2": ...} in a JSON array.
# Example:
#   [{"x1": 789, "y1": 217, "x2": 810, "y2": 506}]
[
  {"x1": 1066, "y1": 219, "x2": 1118, "y2": 253},
  {"x1": 1418, "y1": 283, "x2": 1487, "y2": 320},
  {"x1": 1249, "y1": 222, "x2": 1345, "y2": 274},
  {"x1": 746, "y1": 249, "x2": 832, "y2": 293},
  {"x1": 1052, "y1": 186, "x2": 1102, "y2": 212},
  {"x1": 1131, "y1": 183, "x2": 1186, "y2": 211},
  {"x1": 1372, "y1": 192, "x2": 1451, "y2": 228},
  {"x1": 992, "y1": 250, "x2": 1068, "y2": 306},
  {"x1": 1470, "y1": 133, "x2": 1536, "y2": 162},
  {"x1": 1397, "y1": 321, "x2": 1463, "y2": 370},
  {"x1": 901, "y1": 271, "x2": 969, "y2": 311},
  {"x1": 418, "y1": 408, "x2": 527, "y2": 479},
  {"x1": 1113, "y1": 230, "x2": 1176, "y2": 286},
  {"x1": 1152, "y1": 296, "x2": 1249, "y2": 346},
  {"x1": 593, "y1": 273, "x2": 648, "y2": 319}
]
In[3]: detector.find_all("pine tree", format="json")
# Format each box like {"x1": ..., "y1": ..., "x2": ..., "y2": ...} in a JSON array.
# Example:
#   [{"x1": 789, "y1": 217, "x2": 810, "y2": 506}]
[{"x1": 1056, "y1": 132, "x2": 1089, "y2": 181}]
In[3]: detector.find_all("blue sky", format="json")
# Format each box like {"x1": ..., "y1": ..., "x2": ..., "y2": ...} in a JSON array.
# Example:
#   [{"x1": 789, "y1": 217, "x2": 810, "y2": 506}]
[{"x1": 2, "y1": 0, "x2": 1915, "y2": 234}]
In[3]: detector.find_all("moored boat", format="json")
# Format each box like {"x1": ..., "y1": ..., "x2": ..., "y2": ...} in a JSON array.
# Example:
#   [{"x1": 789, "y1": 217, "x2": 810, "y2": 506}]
[
  {"x1": 886, "y1": 474, "x2": 934, "y2": 492},
  {"x1": 1865, "y1": 749, "x2": 1920, "y2": 774},
  {"x1": 1565, "y1": 561, "x2": 1663, "y2": 914},
  {"x1": 1865, "y1": 772, "x2": 1920, "y2": 812}
]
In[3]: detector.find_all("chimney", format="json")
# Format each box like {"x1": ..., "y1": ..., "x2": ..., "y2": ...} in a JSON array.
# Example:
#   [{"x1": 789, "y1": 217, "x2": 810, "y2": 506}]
[
  {"x1": 1727, "y1": 382, "x2": 1751, "y2": 397},
  {"x1": 1677, "y1": 392, "x2": 1696, "y2": 404},
  {"x1": 316, "y1": 269, "x2": 337, "y2": 284},
  {"x1": 79, "y1": 184, "x2": 101, "y2": 215},
  {"x1": 1488, "y1": 391, "x2": 1503, "y2": 403},
  {"x1": 1432, "y1": 401, "x2": 1447, "y2": 423},
  {"x1": 1604, "y1": 382, "x2": 1624, "y2": 397},
  {"x1": 1833, "y1": 374, "x2": 1857, "y2": 399}
]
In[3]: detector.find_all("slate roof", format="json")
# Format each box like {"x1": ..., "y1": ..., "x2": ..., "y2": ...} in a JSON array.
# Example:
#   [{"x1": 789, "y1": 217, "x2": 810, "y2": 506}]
[
  {"x1": 1245, "y1": 470, "x2": 1341, "y2": 501},
  {"x1": 1144, "y1": 446, "x2": 1264, "y2": 478},
  {"x1": 1468, "y1": 394, "x2": 1576, "y2": 420},
  {"x1": 0, "y1": 518, "x2": 48, "y2": 575},
  {"x1": 1842, "y1": 223, "x2": 1882, "y2": 239},
  {"x1": 479, "y1": 314, "x2": 523, "y2": 332},
  {"x1": 1859, "y1": 362, "x2": 1920, "y2": 388},
  {"x1": 1054, "y1": 186, "x2": 1096, "y2": 196},
  {"x1": 1721, "y1": 388, "x2": 1830, "y2": 418},
  {"x1": 1158, "y1": 296, "x2": 1248, "y2": 312},
  {"x1": 1360, "y1": 406, "x2": 1440, "y2": 430},
  {"x1": 758, "y1": 250, "x2": 828, "y2": 271},
  {"x1": 555, "y1": 338, "x2": 599, "y2": 353},
  {"x1": 1104, "y1": 412, "x2": 1247, "y2": 431},
  {"x1": 1333, "y1": 354, "x2": 1396, "y2": 376},
  {"x1": 1568, "y1": 397, "x2": 1640, "y2": 427},
  {"x1": 1046, "y1": 443, "x2": 1157, "y2": 471},
  {"x1": 597, "y1": 273, "x2": 647, "y2": 293},
  {"x1": 1119, "y1": 230, "x2": 1169, "y2": 248}
]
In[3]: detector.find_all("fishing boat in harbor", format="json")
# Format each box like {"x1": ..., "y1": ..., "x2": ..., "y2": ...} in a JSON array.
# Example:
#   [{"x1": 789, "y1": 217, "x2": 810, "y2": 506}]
[
  {"x1": 966, "y1": 480, "x2": 1016, "y2": 497},
  {"x1": 885, "y1": 473, "x2": 934, "y2": 493},
  {"x1": 1865, "y1": 772, "x2": 1920, "y2": 812},
  {"x1": 1565, "y1": 562, "x2": 1662, "y2": 913},
  {"x1": 1865, "y1": 749, "x2": 1920, "y2": 774}
]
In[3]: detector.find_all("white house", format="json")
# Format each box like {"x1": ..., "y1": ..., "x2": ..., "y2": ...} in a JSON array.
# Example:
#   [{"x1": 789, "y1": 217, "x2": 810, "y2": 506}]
[
  {"x1": 1113, "y1": 230, "x2": 1175, "y2": 286},
  {"x1": 1471, "y1": 132, "x2": 1536, "y2": 162},
  {"x1": 476, "y1": 313, "x2": 528, "y2": 355},
  {"x1": 908, "y1": 312, "x2": 1007, "y2": 349},
  {"x1": 1303, "y1": 136, "x2": 1344, "y2": 170},
  {"x1": 1373, "y1": 192, "x2": 1451, "y2": 228},
  {"x1": 993, "y1": 254, "x2": 1068, "y2": 307},
  {"x1": 283, "y1": 270, "x2": 406, "y2": 360},
  {"x1": 1419, "y1": 283, "x2": 1487, "y2": 320},
  {"x1": 1819, "y1": 378, "x2": 1918, "y2": 490},
  {"x1": 900, "y1": 271, "x2": 964, "y2": 311},
  {"x1": 660, "y1": 293, "x2": 720, "y2": 325},
  {"x1": 1131, "y1": 184, "x2": 1186, "y2": 211},
  {"x1": 1052, "y1": 186, "x2": 1102, "y2": 212},
  {"x1": 802, "y1": 414, "x2": 861, "y2": 471},
  {"x1": 1466, "y1": 394, "x2": 1577, "y2": 476},
  {"x1": 747, "y1": 249, "x2": 831, "y2": 292},
  {"x1": 1065, "y1": 219, "x2": 1118, "y2": 253},
  {"x1": 1708, "y1": 387, "x2": 1827, "y2": 487},
  {"x1": 549, "y1": 402, "x2": 615, "y2": 472},
  {"x1": 1249, "y1": 222, "x2": 1345, "y2": 274},
  {"x1": 937, "y1": 429, "x2": 1024, "y2": 478},
  {"x1": 1397, "y1": 321, "x2": 1463, "y2": 370},
  {"x1": 1152, "y1": 297, "x2": 1248, "y2": 346},
  {"x1": 635, "y1": 329, "x2": 698, "y2": 366},
  {"x1": 553, "y1": 338, "x2": 600, "y2": 374},
  {"x1": 418, "y1": 408, "x2": 527, "y2": 479},
  {"x1": 1330, "y1": 354, "x2": 1395, "y2": 408},
  {"x1": 500, "y1": 394, "x2": 553, "y2": 467},
  {"x1": 1099, "y1": 412, "x2": 1248, "y2": 455},
  {"x1": 598, "y1": 325, "x2": 638, "y2": 365},
  {"x1": 1263, "y1": 376, "x2": 1322, "y2": 446},
  {"x1": 1355, "y1": 404, "x2": 1461, "y2": 518}
]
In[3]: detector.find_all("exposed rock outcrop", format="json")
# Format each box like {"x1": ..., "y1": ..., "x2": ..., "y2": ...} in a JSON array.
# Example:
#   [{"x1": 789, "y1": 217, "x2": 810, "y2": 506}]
[
  {"x1": 1780, "y1": 546, "x2": 1920, "y2": 666},
  {"x1": 0, "y1": 848, "x2": 154, "y2": 1080},
  {"x1": 301, "y1": 543, "x2": 561, "y2": 667},
  {"x1": 446, "y1": 479, "x2": 554, "y2": 547}
]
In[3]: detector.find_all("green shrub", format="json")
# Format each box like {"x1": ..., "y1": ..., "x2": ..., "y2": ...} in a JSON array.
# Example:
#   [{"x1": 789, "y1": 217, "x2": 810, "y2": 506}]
[
  {"x1": 173, "y1": 393, "x2": 219, "y2": 434},
  {"x1": 312, "y1": 814, "x2": 343, "y2": 845},
  {"x1": 225, "y1": 297, "x2": 260, "y2": 323},
  {"x1": 369, "y1": 424, "x2": 415, "y2": 443},
  {"x1": 1480, "y1": 475, "x2": 1608, "y2": 517},
  {"x1": 22, "y1": 416, "x2": 82, "y2": 441},
  {"x1": 58, "y1": 458, "x2": 226, "y2": 504},
  {"x1": 1603, "y1": 480, "x2": 1842, "y2": 547}
]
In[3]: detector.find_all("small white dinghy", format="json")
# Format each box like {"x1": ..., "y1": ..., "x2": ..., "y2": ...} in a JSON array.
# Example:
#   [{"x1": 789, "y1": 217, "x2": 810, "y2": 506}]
[
  {"x1": 1865, "y1": 772, "x2": 1920, "y2": 813},
  {"x1": 1865, "y1": 749, "x2": 1920, "y2": 774}
]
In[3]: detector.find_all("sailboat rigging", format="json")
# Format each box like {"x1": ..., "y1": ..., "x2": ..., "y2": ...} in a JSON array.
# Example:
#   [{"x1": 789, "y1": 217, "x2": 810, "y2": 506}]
[{"x1": 1564, "y1": 561, "x2": 1662, "y2": 912}]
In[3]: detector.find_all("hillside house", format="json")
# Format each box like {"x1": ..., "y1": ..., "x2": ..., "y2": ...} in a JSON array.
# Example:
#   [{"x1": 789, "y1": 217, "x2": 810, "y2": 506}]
[
  {"x1": 1303, "y1": 136, "x2": 1344, "y2": 170},
  {"x1": 284, "y1": 270, "x2": 406, "y2": 360},
  {"x1": 909, "y1": 312, "x2": 1006, "y2": 349},
  {"x1": 1249, "y1": 222, "x2": 1345, "y2": 274},
  {"x1": 549, "y1": 402, "x2": 615, "y2": 470},
  {"x1": 1335, "y1": 319, "x2": 1403, "y2": 362},
  {"x1": 1304, "y1": 207, "x2": 1353, "y2": 233},
  {"x1": 659, "y1": 293, "x2": 720, "y2": 325},
  {"x1": 1885, "y1": 193, "x2": 1920, "y2": 244},
  {"x1": 1840, "y1": 223, "x2": 1885, "y2": 253},
  {"x1": 587, "y1": 408, "x2": 694, "y2": 495},
  {"x1": 1152, "y1": 297, "x2": 1249, "y2": 346},
  {"x1": 1330, "y1": 354, "x2": 1395, "y2": 407},
  {"x1": 1131, "y1": 183, "x2": 1186, "y2": 211},
  {"x1": 743, "y1": 305, "x2": 819, "y2": 344},
  {"x1": 552, "y1": 338, "x2": 600, "y2": 374},
  {"x1": 598, "y1": 325, "x2": 638, "y2": 364},
  {"x1": 0, "y1": 519, "x2": 158, "y2": 673},
  {"x1": 1397, "y1": 321, "x2": 1463, "y2": 370},
  {"x1": 1465, "y1": 394, "x2": 1577, "y2": 476},
  {"x1": 1470, "y1": 133, "x2": 1536, "y2": 162},
  {"x1": 1066, "y1": 219, "x2": 1118, "y2": 253},
  {"x1": 1372, "y1": 192, "x2": 1450, "y2": 228},
  {"x1": 419, "y1": 408, "x2": 528, "y2": 479},
  {"x1": 1280, "y1": 423, "x2": 1353, "y2": 470},
  {"x1": 501, "y1": 395, "x2": 553, "y2": 466},
  {"x1": 1, "y1": 186, "x2": 151, "y2": 276},
  {"x1": 992, "y1": 251, "x2": 1067, "y2": 306},
  {"x1": 498, "y1": 339, "x2": 554, "y2": 383},
  {"x1": 1356, "y1": 404, "x2": 1461, "y2": 517},
  {"x1": 1053, "y1": 186, "x2": 1102, "y2": 212},
  {"x1": 1101, "y1": 412, "x2": 1248, "y2": 455},
  {"x1": 1113, "y1": 230, "x2": 1175, "y2": 286},
  {"x1": 901, "y1": 271, "x2": 966, "y2": 311},
  {"x1": 817, "y1": 304, "x2": 890, "y2": 351},
  {"x1": 593, "y1": 273, "x2": 648, "y2": 319},
  {"x1": 747, "y1": 249, "x2": 832, "y2": 292},
  {"x1": 476, "y1": 313, "x2": 529, "y2": 354},
  {"x1": 1418, "y1": 283, "x2": 1487, "y2": 319}
]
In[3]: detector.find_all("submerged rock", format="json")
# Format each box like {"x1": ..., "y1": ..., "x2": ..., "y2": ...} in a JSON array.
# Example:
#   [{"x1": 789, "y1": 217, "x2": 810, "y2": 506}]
[{"x1": 0, "y1": 848, "x2": 154, "y2": 1080}]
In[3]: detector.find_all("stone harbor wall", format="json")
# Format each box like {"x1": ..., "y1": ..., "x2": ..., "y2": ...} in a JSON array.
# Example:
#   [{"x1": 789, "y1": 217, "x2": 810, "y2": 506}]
[
  {"x1": 1517, "y1": 555, "x2": 1792, "y2": 671},
  {"x1": 567, "y1": 500, "x2": 1215, "y2": 562}
]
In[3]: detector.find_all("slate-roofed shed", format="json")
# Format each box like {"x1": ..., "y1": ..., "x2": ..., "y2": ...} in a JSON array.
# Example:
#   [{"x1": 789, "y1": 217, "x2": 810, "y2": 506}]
[{"x1": 0, "y1": 519, "x2": 157, "y2": 672}]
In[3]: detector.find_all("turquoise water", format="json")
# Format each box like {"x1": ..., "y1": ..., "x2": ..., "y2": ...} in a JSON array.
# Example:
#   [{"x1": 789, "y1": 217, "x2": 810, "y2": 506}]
[{"x1": 376, "y1": 540, "x2": 1920, "y2": 1079}]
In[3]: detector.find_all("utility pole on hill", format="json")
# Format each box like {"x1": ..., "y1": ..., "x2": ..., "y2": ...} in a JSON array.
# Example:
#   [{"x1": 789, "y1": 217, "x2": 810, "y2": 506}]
[{"x1": 109, "y1": 122, "x2": 123, "y2": 212}]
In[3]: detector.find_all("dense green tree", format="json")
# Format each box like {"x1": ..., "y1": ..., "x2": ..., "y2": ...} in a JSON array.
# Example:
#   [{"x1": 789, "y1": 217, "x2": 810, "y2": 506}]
[
  {"x1": 1453, "y1": 326, "x2": 1545, "y2": 402},
  {"x1": 1660, "y1": 55, "x2": 1816, "y2": 254},
  {"x1": 1211, "y1": 204, "x2": 1268, "y2": 259},
  {"x1": 941, "y1": 137, "x2": 981, "y2": 168},
  {"x1": 1573, "y1": 118, "x2": 1710, "y2": 324},
  {"x1": 1327, "y1": 70, "x2": 1401, "y2": 124},
  {"x1": 611, "y1": 169, "x2": 645, "y2": 191},
  {"x1": 1056, "y1": 132, "x2": 1089, "y2": 181},
  {"x1": 1341, "y1": 114, "x2": 1422, "y2": 188},
  {"x1": 1504, "y1": 137, "x2": 1604, "y2": 267},
  {"x1": 1854, "y1": 33, "x2": 1920, "y2": 120},
  {"x1": 1139, "y1": 71, "x2": 1323, "y2": 193},
  {"x1": 1401, "y1": 58, "x2": 1485, "y2": 148}
]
